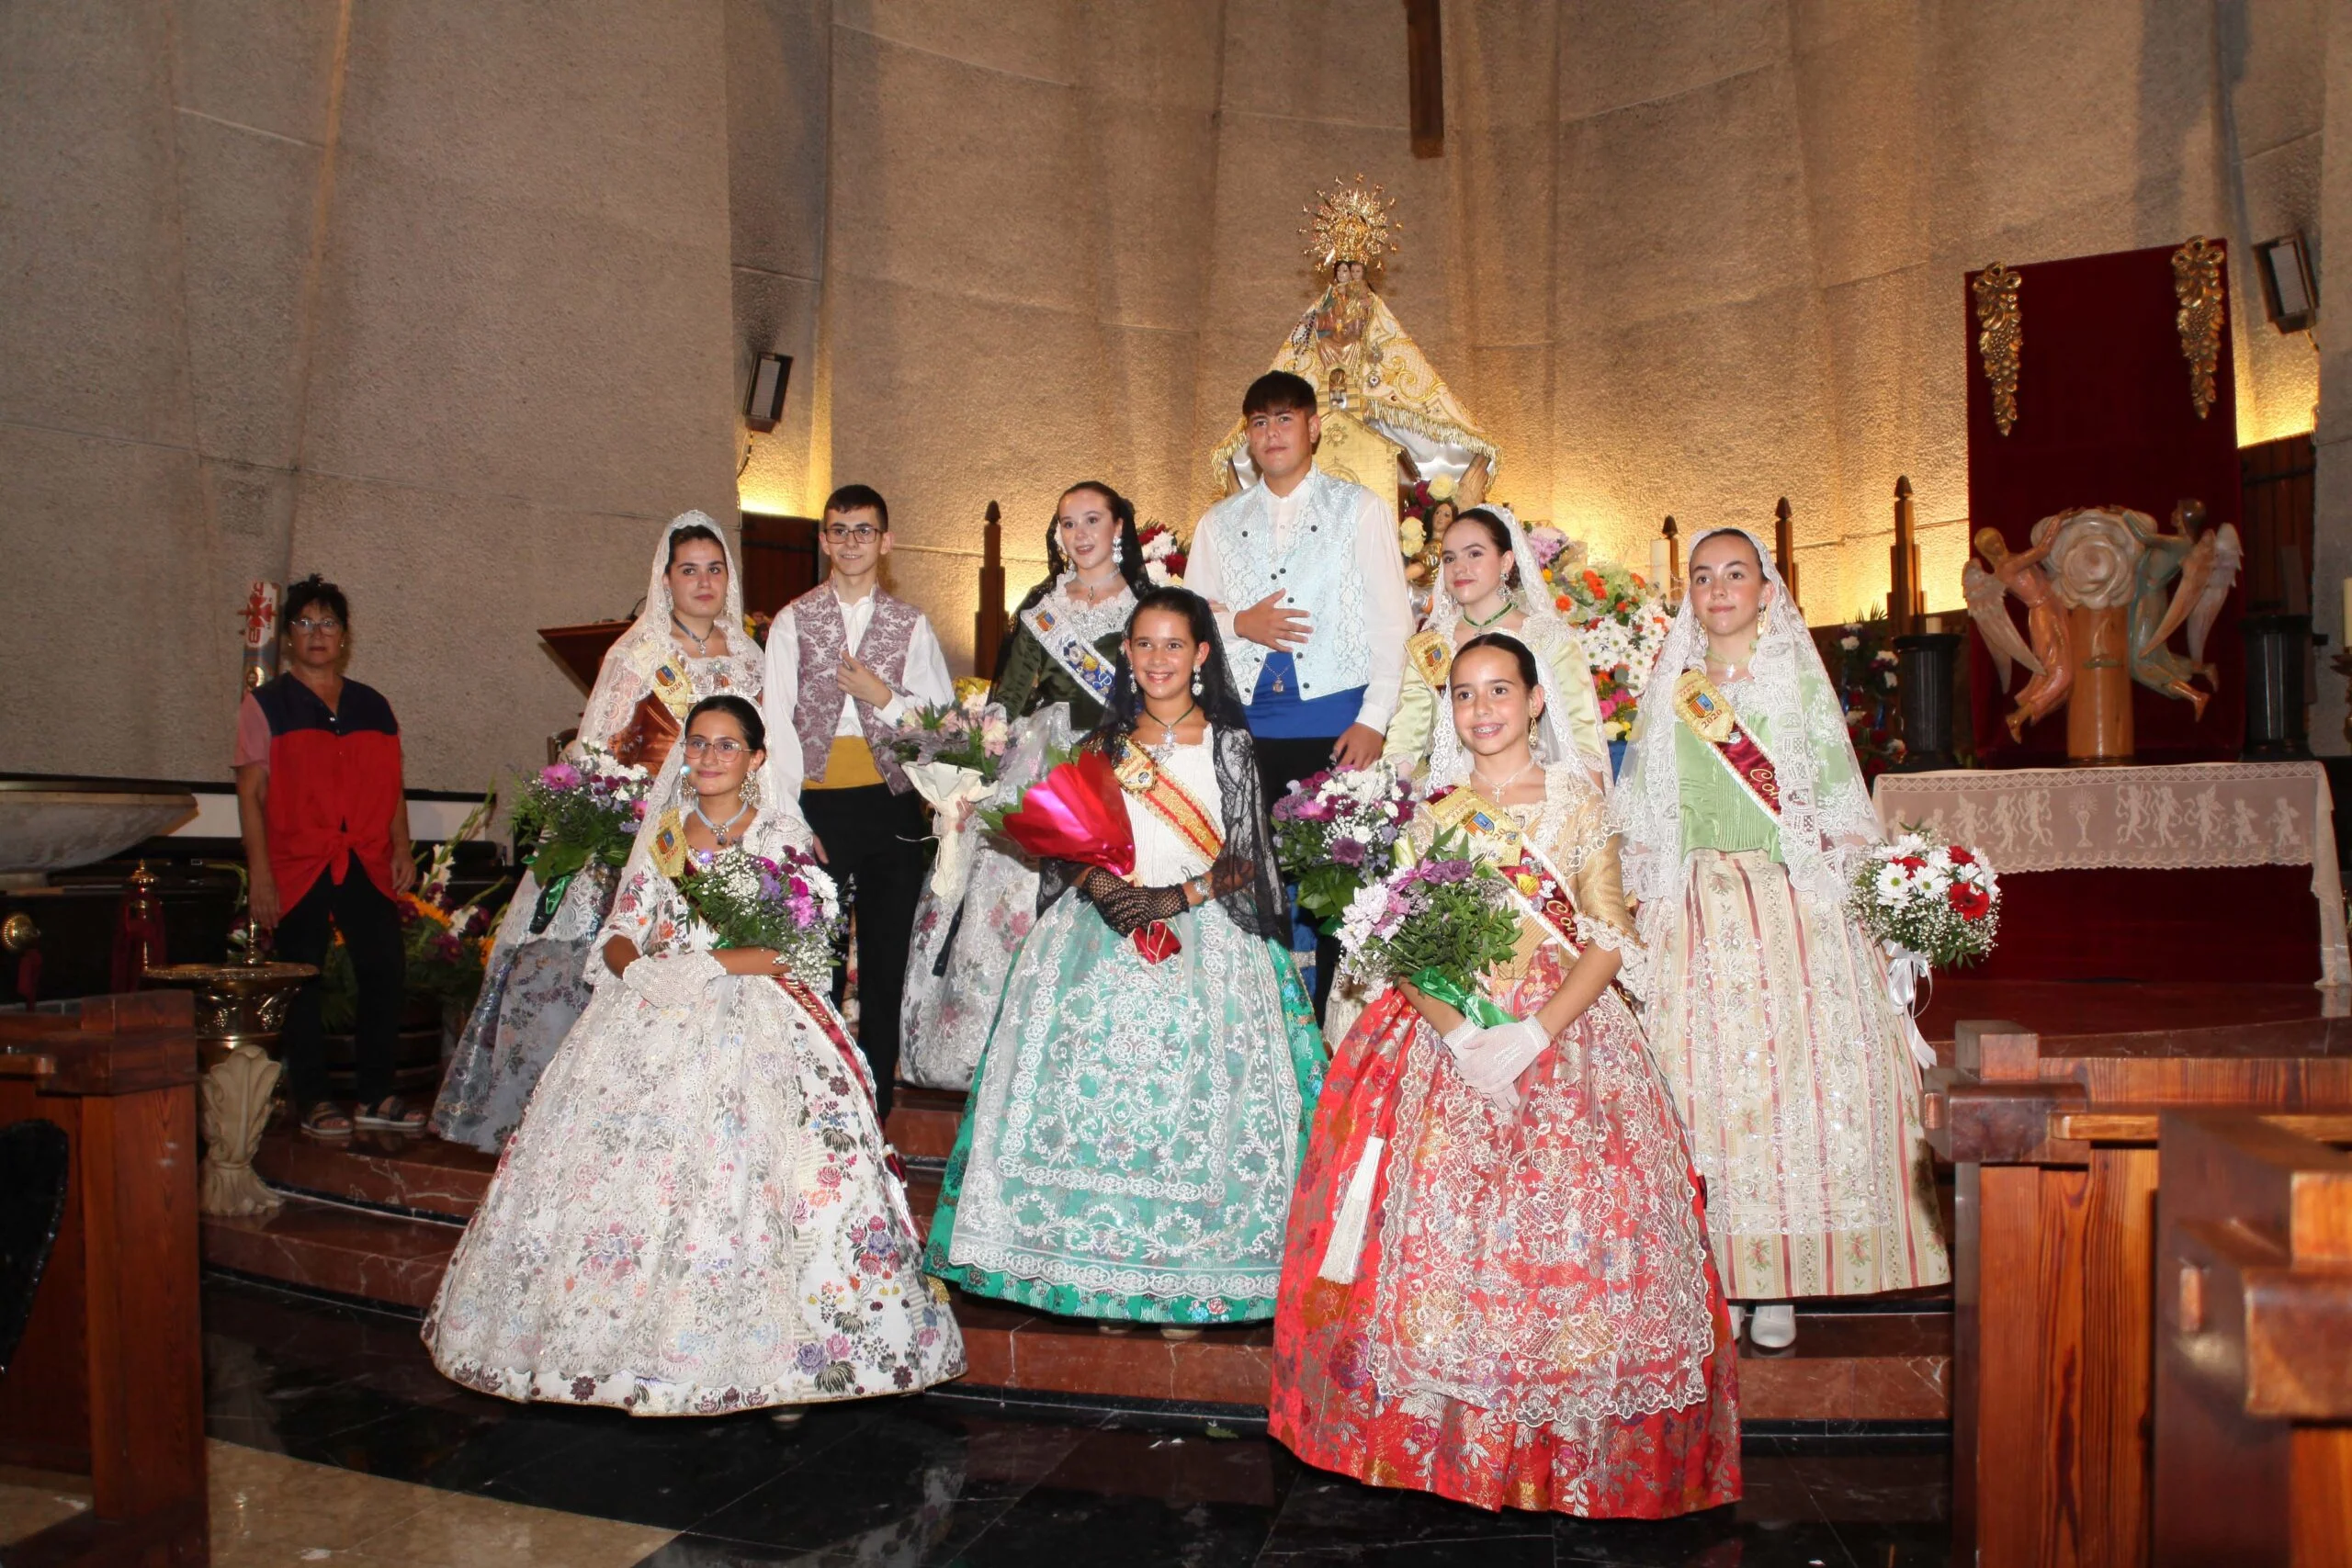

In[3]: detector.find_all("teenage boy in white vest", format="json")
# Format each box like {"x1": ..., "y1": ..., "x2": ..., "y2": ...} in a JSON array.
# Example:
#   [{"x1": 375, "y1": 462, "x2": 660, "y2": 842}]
[
  {"x1": 763, "y1": 483, "x2": 956, "y2": 1118},
  {"x1": 1185, "y1": 370, "x2": 1411, "y2": 1016}
]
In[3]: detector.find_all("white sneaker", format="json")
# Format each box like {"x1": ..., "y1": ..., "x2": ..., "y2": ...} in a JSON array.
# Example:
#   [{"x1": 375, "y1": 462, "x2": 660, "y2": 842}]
[
  {"x1": 1749, "y1": 1303, "x2": 1797, "y2": 1349},
  {"x1": 1727, "y1": 1304, "x2": 1747, "y2": 1341}
]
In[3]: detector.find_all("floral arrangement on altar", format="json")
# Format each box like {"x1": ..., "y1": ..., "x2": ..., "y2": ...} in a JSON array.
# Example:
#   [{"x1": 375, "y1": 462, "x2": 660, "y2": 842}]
[
  {"x1": 1271, "y1": 762, "x2": 1417, "y2": 933},
  {"x1": 317, "y1": 794, "x2": 501, "y2": 1031},
  {"x1": 1337, "y1": 832, "x2": 1523, "y2": 1026},
  {"x1": 1525, "y1": 525, "x2": 1673, "y2": 744},
  {"x1": 1138, "y1": 520, "x2": 1187, "y2": 586},
  {"x1": 677, "y1": 842, "x2": 842, "y2": 987},
  {"x1": 744, "y1": 610, "x2": 775, "y2": 648},
  {"x1": 1828, "y1": 617, "x2": 1905, "y2": 779}
]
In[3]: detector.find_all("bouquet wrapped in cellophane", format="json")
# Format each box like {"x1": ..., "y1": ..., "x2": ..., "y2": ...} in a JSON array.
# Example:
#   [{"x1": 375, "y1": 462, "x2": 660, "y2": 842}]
[
  {"x1": 1336, "y1": 829, "x2": 1524, "y2": 1026},
  {"x1": 979, "y1": 744, "x2": 1134, "y2": 877},
  {"x1": 1270, "y1": 761, "x2": 1417, "y2": 934},
  {"x1": 890, "y1": 692, "x2": 1014, "y2": 900},
  {"x1": 675, "y1": 842, "x2": 842, "y2": 988}
]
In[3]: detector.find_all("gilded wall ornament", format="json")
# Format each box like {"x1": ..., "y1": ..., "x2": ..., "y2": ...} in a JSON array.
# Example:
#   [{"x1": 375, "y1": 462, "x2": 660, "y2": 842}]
[
  {"x1": 1302, "y1": 175, "x2": 1401, "y2": 270},
  {"x1": 1972, "y1": 264, "x2": 2022, "y2": 436},
  {"x1": 2171, "y1": 236, "x2": 2225, "y2": 422}
]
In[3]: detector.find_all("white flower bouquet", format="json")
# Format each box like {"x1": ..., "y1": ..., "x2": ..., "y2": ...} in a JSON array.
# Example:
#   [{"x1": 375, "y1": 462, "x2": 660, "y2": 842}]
[{"x1": 1849, "y1": 830, "x2": 2001, "y2": 1068}]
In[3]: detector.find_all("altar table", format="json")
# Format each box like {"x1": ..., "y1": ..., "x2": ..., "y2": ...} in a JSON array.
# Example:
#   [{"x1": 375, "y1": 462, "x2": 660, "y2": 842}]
[{"x1": 1871, "y1": 762, "x2": 2348, "y2": 987}]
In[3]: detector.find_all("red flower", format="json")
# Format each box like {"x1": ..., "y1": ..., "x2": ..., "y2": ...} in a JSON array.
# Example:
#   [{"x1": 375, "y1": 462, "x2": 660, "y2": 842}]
[
  {"x1": 1947, "y1": 846, "x2": 1975, "y2": 866},
  {"x1": 1948, "y1": 882, "x2": 1992, "y2": 919}
]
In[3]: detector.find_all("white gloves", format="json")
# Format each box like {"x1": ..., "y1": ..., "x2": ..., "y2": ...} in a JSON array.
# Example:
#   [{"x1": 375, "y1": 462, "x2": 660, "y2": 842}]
[
  {"x1": 1446, "y1": 1018, "x2": 1554, "y2": 1111},
  {"x1": 621, "y1": 951, "x2": 725, "y2": 1011}
]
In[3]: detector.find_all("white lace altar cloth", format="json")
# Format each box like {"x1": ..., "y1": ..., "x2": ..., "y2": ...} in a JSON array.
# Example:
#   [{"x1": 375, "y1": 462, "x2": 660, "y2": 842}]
[{"x1": 1871, "y1": 761, "x2": 2348, "y2": 987}]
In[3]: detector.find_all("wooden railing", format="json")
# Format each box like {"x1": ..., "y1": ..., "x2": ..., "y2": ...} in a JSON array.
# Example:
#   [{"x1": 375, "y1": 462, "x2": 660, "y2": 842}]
[
  {"x1": 2151, "y1": 1110, "x2": 2352, "y2": 1565},
  {"x1": 1927, "y1": 1019, "x2": 2352, "y2": 1567}
]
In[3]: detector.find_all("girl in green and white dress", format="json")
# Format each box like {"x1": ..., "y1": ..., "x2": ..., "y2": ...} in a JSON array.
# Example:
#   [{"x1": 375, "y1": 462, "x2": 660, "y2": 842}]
[
  {"x1": 923, "y1": 588, "x2": 1323, "y2": 1330},
  {"x1": 1381, "y1": 503, "x2": 1608, "y2": 792}
]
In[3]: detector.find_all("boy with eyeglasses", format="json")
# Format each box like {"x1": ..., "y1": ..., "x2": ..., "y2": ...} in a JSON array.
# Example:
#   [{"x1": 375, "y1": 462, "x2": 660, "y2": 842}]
[{"x1": 763, "y1": 484, "x2": 954, "y2": 1116}]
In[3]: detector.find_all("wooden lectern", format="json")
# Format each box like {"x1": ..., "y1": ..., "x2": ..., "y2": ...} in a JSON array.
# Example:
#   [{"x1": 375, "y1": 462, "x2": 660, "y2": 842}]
[{"x1": 0, "y1": 992, "x2": 207, "y2": 1565}]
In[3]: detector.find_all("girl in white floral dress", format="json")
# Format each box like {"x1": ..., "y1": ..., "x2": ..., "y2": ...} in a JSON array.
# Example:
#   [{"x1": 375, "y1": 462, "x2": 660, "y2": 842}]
[{"x1": 425, "y1": 695, "x2": 964, "y2": 1416}]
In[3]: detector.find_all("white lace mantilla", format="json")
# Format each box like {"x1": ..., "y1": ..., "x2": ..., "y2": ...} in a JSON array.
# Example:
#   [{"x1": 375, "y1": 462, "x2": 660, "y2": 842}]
[{"x1": 1872, "y1": 761, "x2": 2348, "y2": 985}]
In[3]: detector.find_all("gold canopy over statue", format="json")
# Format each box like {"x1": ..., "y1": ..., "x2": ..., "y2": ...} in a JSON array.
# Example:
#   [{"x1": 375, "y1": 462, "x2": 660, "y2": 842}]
[{"x1": 1213, "y1": 176, "x2": 1499, "y2": 519}]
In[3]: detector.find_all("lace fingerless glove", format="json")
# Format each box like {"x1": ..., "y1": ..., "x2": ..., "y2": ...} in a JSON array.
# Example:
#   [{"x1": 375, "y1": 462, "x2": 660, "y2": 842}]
[{"x1": 1076, "y1": 866, "x2": 1190, "y2": 936}]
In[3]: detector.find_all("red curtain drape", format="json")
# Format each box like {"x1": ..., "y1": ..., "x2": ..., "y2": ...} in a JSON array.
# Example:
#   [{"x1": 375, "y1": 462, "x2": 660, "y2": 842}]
[{"x1": 1962, "y1": 242, "x2": 2245, "y2": 764}]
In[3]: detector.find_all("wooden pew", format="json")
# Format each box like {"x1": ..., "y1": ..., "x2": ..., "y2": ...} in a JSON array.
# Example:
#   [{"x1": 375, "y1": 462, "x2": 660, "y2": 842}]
[
  {"x1": 1928, "y1": 1017, "x2": 2352, "y2": 1568},
  {"x1": 0, "y1": 992, "x2": 206, "y2": 1565},
  {"x1": 2151, "y1": 1110, "x2": 2352, "y2": 1567}
]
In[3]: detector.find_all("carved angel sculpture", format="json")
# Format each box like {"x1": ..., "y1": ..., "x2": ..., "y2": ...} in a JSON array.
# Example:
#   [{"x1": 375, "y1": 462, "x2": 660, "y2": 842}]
[
  {"x1": 2141, "y1": 503, "x2": 2243, "y2": 683},
  {"x1": 1964, "y1": 527, "x2": 2074, "y2": 742},
  {"x1": 2123, "y1": 502, "x2": 2222, "y2": 719}
]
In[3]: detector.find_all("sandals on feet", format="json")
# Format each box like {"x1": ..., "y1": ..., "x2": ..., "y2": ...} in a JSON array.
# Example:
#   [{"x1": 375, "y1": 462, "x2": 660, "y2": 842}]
[
  {"x1": 354, "y1": 1095, "x2": 426, "y2": 1132},
  {"x1": 300, "y1": 1100, "x2": 353, "y2": 1139}
]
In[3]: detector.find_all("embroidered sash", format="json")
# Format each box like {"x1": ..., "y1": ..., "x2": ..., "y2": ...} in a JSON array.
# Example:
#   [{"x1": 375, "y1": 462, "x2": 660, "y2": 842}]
[
  {"x1": 1672, "y1": 669, "x2": 1782, "y2": 819},
  {"x1": 1021, "y1": 602, "x2": 1120, "y2": 705},
  {"x1": 1405, "y1": 627, "x2": 1453, "y2": 692},
  {"x1": 648, "y1": 808, "x2": 691, "y2": 881},
  {"x1": 1423, "y1": 784, "x2": 1523, "y2": 855},
  {"x1": 1111, "y1": 742, "x2": 1224, "y2": 863}
]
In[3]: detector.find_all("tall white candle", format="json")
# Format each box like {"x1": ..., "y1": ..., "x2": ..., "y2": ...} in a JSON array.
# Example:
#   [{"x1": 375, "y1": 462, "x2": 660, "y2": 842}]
[{"x1": 1650, "y1": 538, "x2": 1671, "y2": 589}]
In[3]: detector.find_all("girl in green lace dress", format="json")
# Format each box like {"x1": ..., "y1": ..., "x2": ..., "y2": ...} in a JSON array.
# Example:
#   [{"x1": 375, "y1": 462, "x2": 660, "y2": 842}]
[{"x1": 924, "y1": 589, "x2": 1323, "y2": 1329}]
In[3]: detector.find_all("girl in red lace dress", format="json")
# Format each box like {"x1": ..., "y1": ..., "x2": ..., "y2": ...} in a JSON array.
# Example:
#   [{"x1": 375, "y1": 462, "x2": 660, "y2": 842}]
[{"x1": 1271, "y1": 634, "x2": 1739, "y2": 1517}]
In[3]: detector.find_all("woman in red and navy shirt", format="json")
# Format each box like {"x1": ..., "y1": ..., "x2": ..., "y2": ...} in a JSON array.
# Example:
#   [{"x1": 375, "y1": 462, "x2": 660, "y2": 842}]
[{"x1": 234, "y1": 574, "x2": 419, "y2": 1138}]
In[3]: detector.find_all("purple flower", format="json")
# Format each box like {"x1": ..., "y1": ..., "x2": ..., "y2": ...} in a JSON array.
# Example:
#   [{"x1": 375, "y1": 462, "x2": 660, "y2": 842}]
[
  {"x1": 540, "y1": 762, "x2": 582, "y2": 790},
  {"x1": 1331, "y1": 838, "x2": 1366, "y2": 868},
  {"x1": 631, "y1": 800, "x2": 648, "y2": 820}
]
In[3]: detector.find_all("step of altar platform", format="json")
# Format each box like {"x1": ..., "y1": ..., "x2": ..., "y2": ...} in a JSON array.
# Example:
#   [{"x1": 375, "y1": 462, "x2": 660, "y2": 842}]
[
  {"x1": 885, "y1": 1085, "x2": 967, "y2": 1161},
  {"x1": 202, "y1": 1127, "x2": 1951, "y2": 1424}
]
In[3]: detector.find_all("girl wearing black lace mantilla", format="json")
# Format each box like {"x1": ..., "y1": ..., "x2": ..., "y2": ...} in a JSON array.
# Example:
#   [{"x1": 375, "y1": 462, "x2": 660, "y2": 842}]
[{"x1": 923, "y1": 588, "x2": 1325, "y2": 1332}]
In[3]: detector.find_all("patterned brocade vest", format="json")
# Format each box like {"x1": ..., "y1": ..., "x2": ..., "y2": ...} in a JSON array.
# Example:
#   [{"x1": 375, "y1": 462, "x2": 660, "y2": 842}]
[
  {"x1": 1199, "y1": 468, "x2": 1374, "y2": 704},
  {"x1": 790, "y1": 584, "x2": 919, "y2": 794}
]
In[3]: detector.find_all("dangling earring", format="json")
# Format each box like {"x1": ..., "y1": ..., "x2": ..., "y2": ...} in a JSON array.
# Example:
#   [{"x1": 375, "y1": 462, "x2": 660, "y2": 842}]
[
  {"x1": 1192, "y1": 668, "x2": 1203, "y2": 695},
  {"x1": 741, "y1": 768, "x2": 763, "y2": 807},
  {"x1": 1113, "y1": 534, "x2": 1126, "y2": 569}
]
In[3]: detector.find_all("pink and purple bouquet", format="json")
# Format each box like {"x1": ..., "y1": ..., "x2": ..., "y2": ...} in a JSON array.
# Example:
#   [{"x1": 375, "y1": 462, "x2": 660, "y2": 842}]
[
  {"x1": 512, "y1": 748, "x2": 651, "y2": 915},
  {"x1": 1335, "y1": 830, "x2": 1524, "y2": 1025},
  {"x1": 1271, "y1": 761, "x2": 1418, "y2": 932},
  {"x1": 678, "y1": 841, "x2": 842, "y2": 987},
  {"x1": 889, "y1": 693, "x2": 1012, "y2": 781}
]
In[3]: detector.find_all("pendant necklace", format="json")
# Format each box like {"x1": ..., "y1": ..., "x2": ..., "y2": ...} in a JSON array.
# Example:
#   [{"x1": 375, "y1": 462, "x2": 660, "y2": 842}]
[
  {"x1": 673, "y1": 615, "x2": 713, "y2": 656},
  {"x1": 1143, "y1": 701, "x2": 1199, "y2": 764},
  {"x1": 1471, "y1": 753, "x2": 1541, "y2": 801},
  {"x1": 692, "y1": 798, "x2": 752, "y2": 848},
  {"x1": 1463, "y1": 599, "x2": 1514, "y2": 630}
]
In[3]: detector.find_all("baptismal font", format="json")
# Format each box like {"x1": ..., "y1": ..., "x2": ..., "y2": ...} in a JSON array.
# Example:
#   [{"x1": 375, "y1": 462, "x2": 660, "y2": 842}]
[{"x1": 146, "y1": 932, "x2": 315, "y2": 1217}]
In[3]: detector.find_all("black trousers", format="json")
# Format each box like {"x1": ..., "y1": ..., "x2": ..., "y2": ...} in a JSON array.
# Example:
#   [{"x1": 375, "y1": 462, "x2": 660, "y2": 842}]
[
  {"x1": 800, "y1": 784, "x2": 930, "y2": 1120},
  {"x1": 273, "y1": 866, "x2": 404, "y2": 1111},
  {"x1": 1252, "y1": 734, "x2": 1345, "y2": 1021}
]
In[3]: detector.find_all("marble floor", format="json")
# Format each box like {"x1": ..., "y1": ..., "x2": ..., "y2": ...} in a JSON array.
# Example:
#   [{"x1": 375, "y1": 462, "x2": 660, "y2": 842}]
[{"x1": 4, "y1": 1276, "x2": 1953, "y2": 1567}]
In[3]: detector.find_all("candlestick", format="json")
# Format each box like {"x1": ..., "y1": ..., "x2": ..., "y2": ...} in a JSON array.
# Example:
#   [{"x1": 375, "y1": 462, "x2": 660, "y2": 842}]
[{"x1": 1650, "y1": 539, "x2": 1670, "y2": 591}]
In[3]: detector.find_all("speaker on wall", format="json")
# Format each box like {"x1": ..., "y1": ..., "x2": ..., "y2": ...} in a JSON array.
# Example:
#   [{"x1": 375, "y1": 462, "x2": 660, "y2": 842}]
[{"x1": 745, "y1": 352, "x2": 792, "y2": 433}]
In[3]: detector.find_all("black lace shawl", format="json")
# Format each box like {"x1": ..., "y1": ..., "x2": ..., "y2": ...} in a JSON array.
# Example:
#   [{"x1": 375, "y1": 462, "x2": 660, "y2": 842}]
[{"x1": 1034, "y1": 601, "x2": 1287, "y2": 942}]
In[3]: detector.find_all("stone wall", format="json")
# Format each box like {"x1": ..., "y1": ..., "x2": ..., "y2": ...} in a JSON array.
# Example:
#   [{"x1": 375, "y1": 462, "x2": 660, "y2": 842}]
[
  {"x1": 792, "y1": 0, "x2": 2336, "y2": 670},
  {"x1": 6, "y1": 1, "x2": 2341, "y2": 788},
  {"x1": 1, "y1": 0, "x2": 739, "y2": 792}
]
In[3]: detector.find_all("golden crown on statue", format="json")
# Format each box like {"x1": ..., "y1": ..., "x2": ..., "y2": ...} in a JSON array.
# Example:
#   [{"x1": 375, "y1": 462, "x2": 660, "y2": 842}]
[{"x1": 1301, "y1": 175, "x2": 1401, "y2": 269}]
